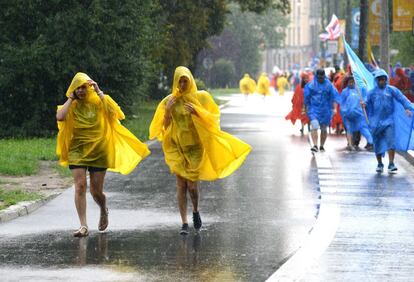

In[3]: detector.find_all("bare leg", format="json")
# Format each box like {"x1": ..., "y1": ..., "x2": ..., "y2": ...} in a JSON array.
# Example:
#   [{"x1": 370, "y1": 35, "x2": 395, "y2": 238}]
[
  {"x1": 376, "y1": 154, "x2": 383, "y2": 164},
  {"x1": 176, "y1": 175, "x2": 188, "y2": 224},
  {"x1": 320, "y1": 130, "x2": 328, "y2": 147},
  {"x1": 311, "y1": 130, "x2": 318, "y2": 147},
  {"x1": 90, "y1": 170, "x2": 107, "y2": 212},
  {"x1": 73, "y1": 168, "x2": 88, "y2": 228},
  {"x1": 388, "y1": 149, "x2": 395, "y2": 163},
  {"x1": 90, "y1": 170, "x2": 108, "y2": 231},
  {"x1": 346, "y1": 134, "x2": 354, "y2": 148},
  {"x1": 187, "y1": 180, "x2": 199, "y2": 213}
]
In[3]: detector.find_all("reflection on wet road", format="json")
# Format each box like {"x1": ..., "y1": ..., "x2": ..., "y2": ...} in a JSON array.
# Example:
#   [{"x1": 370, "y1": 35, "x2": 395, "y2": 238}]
[{"x1": 0, "y1": 94, "x2": 320, "y2": 281}]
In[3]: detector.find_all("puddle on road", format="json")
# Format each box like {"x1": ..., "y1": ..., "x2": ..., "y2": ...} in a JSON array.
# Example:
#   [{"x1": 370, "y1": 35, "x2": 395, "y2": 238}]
[{"x1": 0, "y1": 221, "x2": 313, "y2": 281}]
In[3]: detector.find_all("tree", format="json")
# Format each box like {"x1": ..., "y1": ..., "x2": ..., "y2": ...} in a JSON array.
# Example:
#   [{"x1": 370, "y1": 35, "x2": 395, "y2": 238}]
[
  {"x1": 235, "y1": 0, "x2": 290, "y2": 14},
  {"x1": 358, "y1": 0, "x2": 368, "y2": 62},
  {"x1": 158, "y1": 0, "x2": 290, "y2": 88},
  {"x1": 195, "y1": 4, "x2": 288, "y2": 87},
  {"x1": 379, "y1": 0, "x2": 389, "y2": 70},
  {"x1": 390, "y1": 32, "x2": 414, "y2": 66},
  {"x1": 0, "y1": 0, "x2": 162, "y2": 137}
]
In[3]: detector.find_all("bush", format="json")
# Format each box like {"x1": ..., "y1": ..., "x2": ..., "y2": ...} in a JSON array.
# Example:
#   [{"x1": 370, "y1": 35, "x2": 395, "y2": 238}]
[
  {"x1": 210, "y1": 59, "x2": 236, "y2": 88},
  {"x1": 195, "y1": 78, "x2": 208, "y2": 90},
  {"x1": 0, "y1": 1, "x2": 163, "y2": 137}
]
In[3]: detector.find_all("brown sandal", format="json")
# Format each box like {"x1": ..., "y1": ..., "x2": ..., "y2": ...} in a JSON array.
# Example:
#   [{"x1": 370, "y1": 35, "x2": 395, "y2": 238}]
[
  {"x1": 73, "y1": 226, "x2": 89, "y2": 237},
  {"x1": 98, "y1": 208, "x2": 109, "y2": 231}
]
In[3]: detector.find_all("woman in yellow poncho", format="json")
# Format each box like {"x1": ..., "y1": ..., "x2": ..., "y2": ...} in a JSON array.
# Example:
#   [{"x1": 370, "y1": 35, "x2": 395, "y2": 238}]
[
  {"x1": 56, "y1": 72, "x2": 150, "y2": 237},
  {"x1": 239, "y1": 74, "x2": 256, "y2": 97},
  {"x1": 276, "y1": 73, "x2": 290, "y2": 96},
  {"x1": 149, "y1": 66, "x2": 251, "y2": 235},
  {"x1": 257, "y1": 72, "x2": 270, "y2": 96}
]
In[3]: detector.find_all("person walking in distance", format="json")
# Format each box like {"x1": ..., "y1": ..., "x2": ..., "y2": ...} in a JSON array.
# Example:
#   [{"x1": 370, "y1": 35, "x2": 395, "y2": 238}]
[
  {"x1": 363, "y1": 69, "x2": 413, "y2": 173},
  {"x1": 304, "y1": 69, "x2": 338, "y2": 153}
]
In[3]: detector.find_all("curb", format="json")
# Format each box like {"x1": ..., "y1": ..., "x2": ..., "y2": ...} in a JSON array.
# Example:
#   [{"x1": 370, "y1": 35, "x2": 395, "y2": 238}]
[
  {"x1": 0, "y1": 96, "x2": 230, "y2": 225},
  {"x1": 266, "y1": 152, "x2": 340, "y2": 282},
  {"x1": 0, "y1": 192, "x2": 62, "y2": 223}
]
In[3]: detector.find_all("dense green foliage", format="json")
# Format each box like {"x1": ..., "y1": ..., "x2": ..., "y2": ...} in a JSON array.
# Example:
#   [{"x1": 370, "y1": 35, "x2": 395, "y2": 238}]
[
  {"x1": 0, "y1": 0, "x2": 290, "y2": 137},
  {"x1": 0, "y1": 0, "x2": 162, "y2": 137},
  {"x1": 390, "y1": 32, "x2": 414, "y2": 66},
  {"x1": 196, "y1": 4, "x2": 288, "y2": 86},
  {"x1": 210, "y1": 59, "x2": 236, "y2": 88}
]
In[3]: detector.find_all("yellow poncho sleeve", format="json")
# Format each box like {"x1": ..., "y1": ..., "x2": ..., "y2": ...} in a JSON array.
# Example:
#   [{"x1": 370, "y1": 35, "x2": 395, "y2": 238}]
[
  {"x1": 103, "y1": 95, "x2": 151, "y2": 174},
  {"x1": 56, "y1": 72, "x2": 150, "y2": 175},
  {"x1": 191, "y1": 91, "x2": 251, "y2": 179}
]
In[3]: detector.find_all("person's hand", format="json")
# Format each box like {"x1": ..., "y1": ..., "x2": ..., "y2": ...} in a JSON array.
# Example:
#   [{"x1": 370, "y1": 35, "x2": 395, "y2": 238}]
[
  {"x1": 165, "y1": 96, "x2": 176, "y2": 115},
  {"x1": 360, "y1": 101, "x2": 366, "y2": 108},
  {"x1": 69, "y1": 92, "x2": 76, "y2": 101},
  {"x1": 88, "y1": 80, "x2": 103, "y2": 97},
  {"x1": 405, "y1": 109, "x2": 413, "y2": 117},
  {"x1": 184, "y1": 102, "x2": 197, "y2": 115}
]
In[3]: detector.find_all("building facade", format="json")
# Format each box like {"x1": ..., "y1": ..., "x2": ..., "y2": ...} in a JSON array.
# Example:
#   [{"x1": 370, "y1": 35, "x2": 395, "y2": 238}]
[{"x1": 262, "y1": 0, "x2": 321, "y2": 73}]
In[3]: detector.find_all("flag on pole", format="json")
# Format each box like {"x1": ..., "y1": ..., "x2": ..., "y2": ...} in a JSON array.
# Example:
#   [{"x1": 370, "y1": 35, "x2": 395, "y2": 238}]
[
  {"x1": 343, "y1": 35, "x2": 414, "y2": 152},
  {"x1": 319, "y1": 14, "x2": 341, "y2": 41},
  {"x1": 343, "y1": 36, "x2": 374, "y2": 91}
]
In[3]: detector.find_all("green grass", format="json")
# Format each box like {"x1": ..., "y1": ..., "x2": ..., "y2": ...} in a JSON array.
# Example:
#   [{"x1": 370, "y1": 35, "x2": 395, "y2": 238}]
[
  {"x1": 209, "y1": 88, "x2": 239, "y2": 105},
  {"x1": 0, "y1": 138, "x2": 57, "y2": 175},
  {"x1": 123, "y1": 100, "x2": 159, "y2": 141},
  {"x1": 209, "y1": 88, "x2": 239, "y2": 98},
  {"x1": 0, "y1": 189, "x2": 42, "y2": 210},
  {"x1": 0, "y1": 101, "x2": 159, "y2": 176},
  {"x1": 0, "y1": 96, "x2": 235, "y2": 177}
]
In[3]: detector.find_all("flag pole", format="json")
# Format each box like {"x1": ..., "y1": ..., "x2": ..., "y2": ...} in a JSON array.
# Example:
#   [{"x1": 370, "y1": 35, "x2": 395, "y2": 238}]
[{"x1": 342, "y1": 34, "x2": 369, "y2": 125}]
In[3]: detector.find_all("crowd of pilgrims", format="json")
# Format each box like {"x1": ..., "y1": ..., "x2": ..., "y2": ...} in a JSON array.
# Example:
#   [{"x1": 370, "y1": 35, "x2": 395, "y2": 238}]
[{"x1": 239, "y1": 63, "x2": 414, "y2": 154}]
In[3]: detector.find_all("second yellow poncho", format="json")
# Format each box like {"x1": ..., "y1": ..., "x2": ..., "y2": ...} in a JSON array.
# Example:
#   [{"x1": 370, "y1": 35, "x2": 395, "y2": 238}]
[
  {"x1": 56, "y1": 73, "x2": 150, "y2": 175},
  {"x1": 239, "y1": 74, "x2": 256, "y2": 95},
  {"x1": 257, "y1": 73, "x2": 270, "y2": 96},
  {"x1": 150, "y1": 66, "x2": 251, "y2": 181}
]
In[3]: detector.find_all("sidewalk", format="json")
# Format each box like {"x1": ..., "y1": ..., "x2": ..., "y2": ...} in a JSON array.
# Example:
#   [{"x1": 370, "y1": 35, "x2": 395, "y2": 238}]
[{"x1": 269, "y1": 135, "x2": 414, "y2": 281}]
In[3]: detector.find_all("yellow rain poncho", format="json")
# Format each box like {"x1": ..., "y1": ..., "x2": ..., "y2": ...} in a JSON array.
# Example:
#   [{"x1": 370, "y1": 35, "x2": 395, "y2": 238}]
[
  {"x1": 56, "y1": 72, "x2": 150, "y2": 175},
  {"x1": 239, "y1": 74, "x2": 256, "y2": 95},
  {"x1": 149, "y1": 66, "x2": 251, "y2": 181},
  {"x1": 257, "y1": 73, "x2": 270, "y2": 96},
  {"x1": 277, "y1": 76, "x2": 289, "y2": 96}
]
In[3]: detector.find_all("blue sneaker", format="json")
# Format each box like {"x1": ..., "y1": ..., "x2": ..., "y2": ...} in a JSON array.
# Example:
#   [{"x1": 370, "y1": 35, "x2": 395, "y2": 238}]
[
  {"x1": 376, "y1": 163, "x2": 384, "y2": 173},
  {"x1": 388, "y1": 163, "x2": 398, "y2": 173}
]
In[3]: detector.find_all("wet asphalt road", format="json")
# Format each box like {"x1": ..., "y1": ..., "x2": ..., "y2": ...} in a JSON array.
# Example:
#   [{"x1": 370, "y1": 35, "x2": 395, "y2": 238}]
[{"x1": 0, "y1": 94, "x2": 320, "y2": 281}]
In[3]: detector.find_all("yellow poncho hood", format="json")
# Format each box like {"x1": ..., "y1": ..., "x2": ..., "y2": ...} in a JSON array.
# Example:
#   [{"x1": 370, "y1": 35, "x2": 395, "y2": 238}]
[
  {"x1": 149, "y1": 66, "x2": 251, "y2": 181},
  {"x1": 56, "y1": 72, "x2": 150, "y2": 175}
]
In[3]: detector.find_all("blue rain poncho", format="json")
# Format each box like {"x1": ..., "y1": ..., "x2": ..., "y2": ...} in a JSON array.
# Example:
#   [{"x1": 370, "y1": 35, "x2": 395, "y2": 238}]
[
  {"x1": 366, "y1": 69, "x2": 414, "y2": 155},
  {"x1": 304, "y1": 77, "x2": 338, "y2": 125},
  {"x1": 339, "y1": 86, "x2": 373, "y2": 143}
]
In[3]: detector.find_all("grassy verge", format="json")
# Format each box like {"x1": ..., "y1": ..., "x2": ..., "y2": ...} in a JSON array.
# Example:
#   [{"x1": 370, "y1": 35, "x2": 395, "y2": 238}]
[
  {"x1": 0, "y1": 188, "x2": 42, "y2": 210},
  {"x1": 0, "y1": 138, "x2": 57, "y2": 176},
  {"x1": 123, "y1": 99, "x2": 159, "y2": 141},
  {"x1": 0, "y1": 101, "x2": 159, "y2": 176},
  {"x1": 0, "y1": 93, "x2": 238, "y2": 177},
  {"x1": 209, "y1": 88, "x2": 239, "y2": 105}
]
